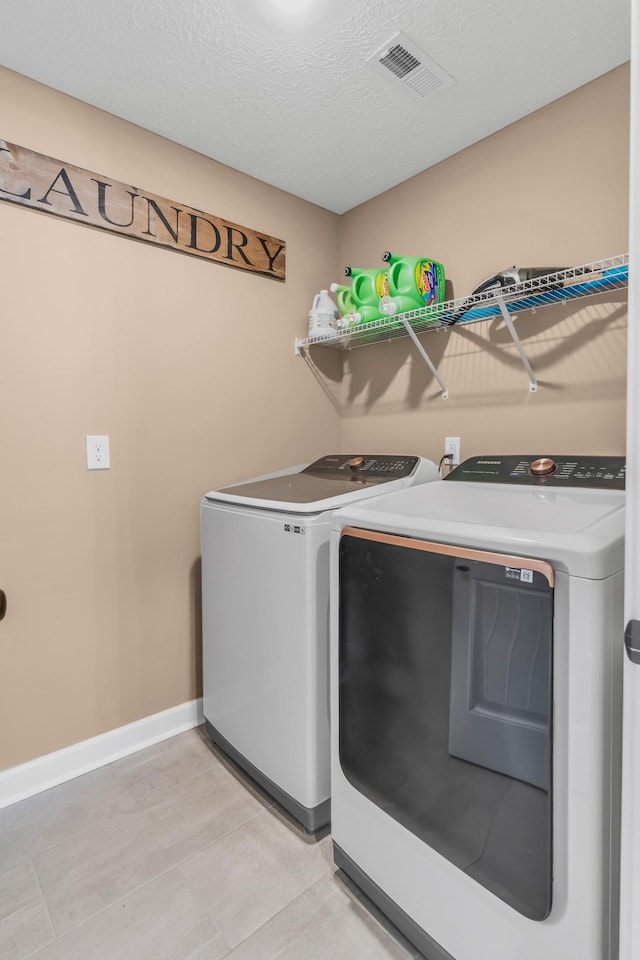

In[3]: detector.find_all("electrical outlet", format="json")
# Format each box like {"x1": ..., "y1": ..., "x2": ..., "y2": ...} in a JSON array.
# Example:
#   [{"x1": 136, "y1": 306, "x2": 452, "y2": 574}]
[
  {"x1": 86, "y1": 435, "x2": 110, "y2": 470},
  {"x1": 444, "y1": 436, "x2": 461, "y2": 466}
]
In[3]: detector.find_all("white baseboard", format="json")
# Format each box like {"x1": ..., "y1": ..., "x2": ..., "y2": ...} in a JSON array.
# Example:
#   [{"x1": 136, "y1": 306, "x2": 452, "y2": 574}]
[{"x1": 0, "y1": 698, "x2": 204, "y2": 811}]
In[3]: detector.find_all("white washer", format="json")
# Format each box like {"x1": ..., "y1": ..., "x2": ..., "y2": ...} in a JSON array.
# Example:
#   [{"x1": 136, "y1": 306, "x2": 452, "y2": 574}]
[
  {"x1": 330, "y1": 454, "x2": 625, "y2": 960},
  {"x1": 201, "y1": 453, "x2": 439, "y2": 833}
]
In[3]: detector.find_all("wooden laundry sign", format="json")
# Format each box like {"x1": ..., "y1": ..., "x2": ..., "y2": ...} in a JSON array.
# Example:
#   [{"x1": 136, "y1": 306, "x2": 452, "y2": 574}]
[{"x1": 0, "y1": 140, "x2": 286, "y2": 281}]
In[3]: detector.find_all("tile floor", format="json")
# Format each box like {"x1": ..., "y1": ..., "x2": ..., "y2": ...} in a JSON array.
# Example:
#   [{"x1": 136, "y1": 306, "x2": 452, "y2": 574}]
[{"x1": 0, "y1": 726, "x2": 421, "y2": 960}]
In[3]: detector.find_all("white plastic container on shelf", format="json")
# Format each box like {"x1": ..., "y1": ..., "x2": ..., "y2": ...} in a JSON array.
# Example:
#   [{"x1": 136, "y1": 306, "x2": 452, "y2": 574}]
[{"x1": 308, "y1": 289, "x2": 339, "y2": 339}]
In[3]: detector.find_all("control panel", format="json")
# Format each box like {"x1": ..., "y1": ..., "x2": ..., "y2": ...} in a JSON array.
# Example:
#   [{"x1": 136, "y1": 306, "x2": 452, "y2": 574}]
[
  {"x1": 303, "y1": 454, "x2": 419, "y2": 481},
  {"x1": 445, "y1": 455, "x2": 626, "y2": 489}
]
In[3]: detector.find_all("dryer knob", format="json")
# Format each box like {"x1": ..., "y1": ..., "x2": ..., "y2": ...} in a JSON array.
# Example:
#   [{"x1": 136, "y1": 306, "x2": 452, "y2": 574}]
[
  {"x1": 530, "y1": 457, "x2": 556, "y2": 476},
  {"x1": 348, "y1": 456, "x2": 365, "y2": 469}
]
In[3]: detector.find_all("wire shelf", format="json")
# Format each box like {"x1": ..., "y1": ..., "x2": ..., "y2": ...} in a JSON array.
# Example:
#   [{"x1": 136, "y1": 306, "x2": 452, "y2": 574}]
[{"x1": 295, "y1": 254, "x2": 629, "y2": 354}]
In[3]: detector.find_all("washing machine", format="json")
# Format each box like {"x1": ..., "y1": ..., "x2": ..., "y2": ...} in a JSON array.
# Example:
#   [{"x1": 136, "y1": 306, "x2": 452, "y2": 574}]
[
  {"x1": 200, "y1": 453, "x2": 439, "y2": 833},
  {"x1": 330, "y1": 454, "x2": 625, "y2": 960}
]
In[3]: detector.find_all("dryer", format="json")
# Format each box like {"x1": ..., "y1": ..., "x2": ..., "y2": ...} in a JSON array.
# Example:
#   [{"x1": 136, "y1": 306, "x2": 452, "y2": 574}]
[
  {"x1": 330, "y1": 455, "x2": 625, "y2": 960},
  {"x1": 201, "y1": 453, "x2": 438, "y2": 833}
]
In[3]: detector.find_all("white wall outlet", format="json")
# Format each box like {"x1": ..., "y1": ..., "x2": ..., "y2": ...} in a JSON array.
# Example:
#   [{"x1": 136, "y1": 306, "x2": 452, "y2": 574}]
[
  {"x1": 444, "y1": 436, "x2": 461, "y2": 466},
  {"x1": 86, "y1": 435, "x2": 110, "y2": 470}
]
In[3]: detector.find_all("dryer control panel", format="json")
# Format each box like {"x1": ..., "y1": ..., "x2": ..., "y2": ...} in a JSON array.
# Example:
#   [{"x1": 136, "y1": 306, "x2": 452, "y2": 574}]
[
  {"x1": 446, "y1": 455, "x2": 626, "y2": 489},
  {"x1": 302, "y1": 454, "x2": 419, "y2": 482}
]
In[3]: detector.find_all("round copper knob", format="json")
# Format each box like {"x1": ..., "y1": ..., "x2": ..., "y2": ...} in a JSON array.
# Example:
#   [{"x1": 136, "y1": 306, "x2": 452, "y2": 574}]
[
  {"x1": 348, "y1": 456, "x2": 365, "y2": 469},
  {"x1": 530, "y1": 457, "x2": 556, "y2": 476}
]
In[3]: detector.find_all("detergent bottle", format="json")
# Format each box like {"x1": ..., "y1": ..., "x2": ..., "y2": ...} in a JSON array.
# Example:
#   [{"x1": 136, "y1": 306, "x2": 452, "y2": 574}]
[
  {"x1": 330, "y1": 282, "x2": 357, "y2": 318},
  {"x1": 344, "y1": 266, "x2": 389, "y2": 319},
  {"x1": 328, "y1": 282, "x2": 379, "y2": 327},
  {"x1": 383, "y1": 252, "x2": 446, "y2": 310}
]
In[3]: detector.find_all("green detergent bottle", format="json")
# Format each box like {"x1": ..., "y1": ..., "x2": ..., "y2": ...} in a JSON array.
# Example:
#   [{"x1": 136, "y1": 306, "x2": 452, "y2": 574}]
[
  {"x1": 330, "y1": 282, "x2": 381, "y2": 327},
  {"x1": 330, "y1": 282, "x2": 357, "y2": 318},
  {"x1": 344, "y1": 266, "x2": 389, "y2": 321},
  {"x1": 383, "y1": 252, "x2": 446, "y2": 310}
]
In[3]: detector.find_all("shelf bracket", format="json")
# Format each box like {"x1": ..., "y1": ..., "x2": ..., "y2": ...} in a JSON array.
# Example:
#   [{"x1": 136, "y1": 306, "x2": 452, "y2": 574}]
[
  {"x1": 400, "y1": 318, "x2": 448, "y2": 400},
  {"x1": 495, "y1": 294, "x2": 538, "y2": 393}
]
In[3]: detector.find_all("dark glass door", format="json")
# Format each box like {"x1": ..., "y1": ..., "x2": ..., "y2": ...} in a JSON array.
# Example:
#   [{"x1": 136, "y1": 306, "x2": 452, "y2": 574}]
[{"x1": 339, "y1": 529, "x2": 554, "y2": 920}]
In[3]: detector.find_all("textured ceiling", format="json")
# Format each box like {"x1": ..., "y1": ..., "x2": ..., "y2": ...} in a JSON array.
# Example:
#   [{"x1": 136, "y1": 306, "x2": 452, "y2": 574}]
[{"x1": 0, "y1": 0, "x2": 631, "y2": 213}]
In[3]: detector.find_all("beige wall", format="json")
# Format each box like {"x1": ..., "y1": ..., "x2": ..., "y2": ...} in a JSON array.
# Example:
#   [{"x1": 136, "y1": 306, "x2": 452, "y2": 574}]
[
  {"x1": 0, "y1": 66, "x2": 342, "y2": 769},
  {"x1": 0, "y1": 62, "x2": 630, "y2": 772},
  {"x1": 337, "y1": 65, "x2": 630, "y2": 463}
]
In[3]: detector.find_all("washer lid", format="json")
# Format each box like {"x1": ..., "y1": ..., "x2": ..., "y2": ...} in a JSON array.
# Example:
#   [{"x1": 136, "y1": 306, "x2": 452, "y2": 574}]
[
  {"x1": 333, "y1": 479, "x2": 625, "y2": 579},
  {"x1": 204, "y1": 454, "x2": 432, "y2": 514},
  {"x1": 216, "y1": 471, "x2": 379, "y2": 504}
]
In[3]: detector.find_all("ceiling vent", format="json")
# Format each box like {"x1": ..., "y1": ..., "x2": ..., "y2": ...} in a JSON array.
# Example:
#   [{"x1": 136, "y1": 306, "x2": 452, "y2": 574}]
[{"x1": 366, "y1": 31, "x2": 455, "y2": 102}]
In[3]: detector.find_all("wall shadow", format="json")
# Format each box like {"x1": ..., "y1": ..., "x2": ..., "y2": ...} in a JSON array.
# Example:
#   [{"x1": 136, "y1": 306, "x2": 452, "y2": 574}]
[{"x1": 341, "y1": 294, "x2": 627, "y2": 414}]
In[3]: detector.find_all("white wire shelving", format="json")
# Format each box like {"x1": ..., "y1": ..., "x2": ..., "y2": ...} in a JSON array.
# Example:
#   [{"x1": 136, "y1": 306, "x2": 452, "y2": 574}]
[{"x1": 294, "y1": 254, "x2": 629, "y2": 398}]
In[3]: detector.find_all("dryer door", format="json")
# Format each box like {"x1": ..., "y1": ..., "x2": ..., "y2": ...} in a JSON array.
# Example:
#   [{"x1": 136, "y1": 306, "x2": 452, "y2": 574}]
[{"x1": 338, "y1": 528, "x2": 554, "y2": 921}]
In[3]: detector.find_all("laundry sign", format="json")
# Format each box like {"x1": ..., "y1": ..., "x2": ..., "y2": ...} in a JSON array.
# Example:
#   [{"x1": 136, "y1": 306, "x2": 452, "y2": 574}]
[{"x1": 0, "y1": 140, "x2": 286, "y2": 281}]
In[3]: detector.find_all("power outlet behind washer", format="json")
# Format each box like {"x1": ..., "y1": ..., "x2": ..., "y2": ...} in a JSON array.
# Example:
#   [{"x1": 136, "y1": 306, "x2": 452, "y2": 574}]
[{"x1": 444, "y1": 436, "x2": 461, "y2": 466}]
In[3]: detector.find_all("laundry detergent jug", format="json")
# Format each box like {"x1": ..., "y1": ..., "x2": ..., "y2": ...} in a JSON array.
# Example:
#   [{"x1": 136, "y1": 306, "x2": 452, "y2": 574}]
[
  {"x1": 330, "y1": 282, "x2": 358, "y2": 318},
  {"x1": 383, "y1": 252, "x2": 446, "y2": 309},
  {"x1": 345, "y1": 267, "x2": 389, "y2": 312}
]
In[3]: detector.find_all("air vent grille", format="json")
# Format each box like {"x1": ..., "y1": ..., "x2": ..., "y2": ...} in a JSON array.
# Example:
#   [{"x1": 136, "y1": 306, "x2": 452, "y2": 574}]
[
  {"x1": 366, "y1": 32, "x2": 455, "y2": 103},
  {"x1": 379, "y1": 44, "x2": 420, "y2": 80}
]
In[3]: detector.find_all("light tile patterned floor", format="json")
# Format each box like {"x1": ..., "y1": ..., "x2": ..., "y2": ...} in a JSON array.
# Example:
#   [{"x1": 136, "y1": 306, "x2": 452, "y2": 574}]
[{"x1": 0, "y1": 727, "x2": 420, "y2": 960}]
